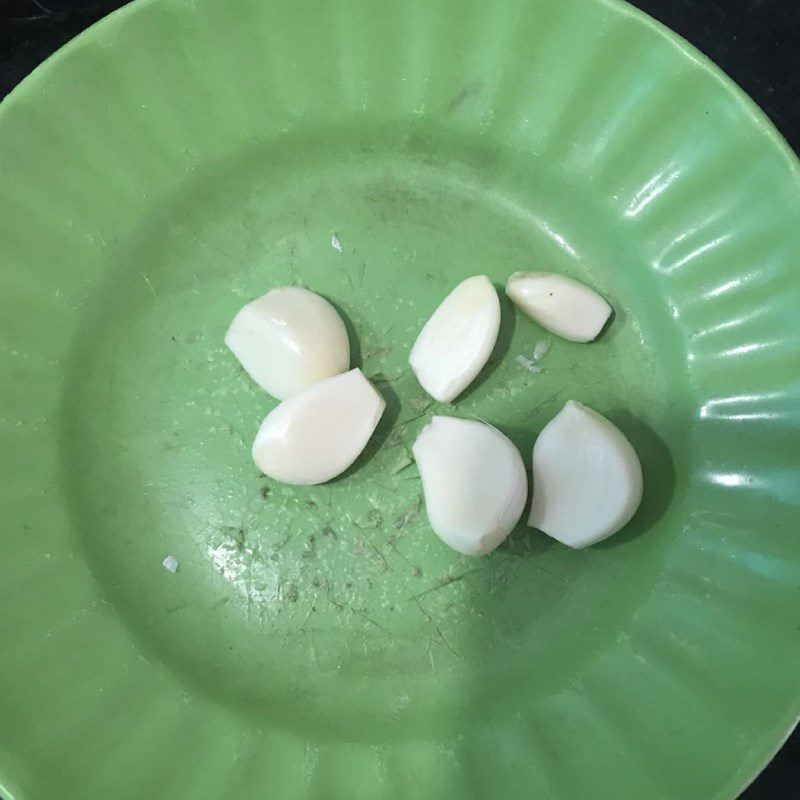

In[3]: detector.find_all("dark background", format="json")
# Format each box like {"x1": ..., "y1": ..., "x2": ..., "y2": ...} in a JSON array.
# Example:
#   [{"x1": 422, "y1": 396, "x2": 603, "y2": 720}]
[{"x1": 0, "y1": 1, "x2": 797, "y2": 798}]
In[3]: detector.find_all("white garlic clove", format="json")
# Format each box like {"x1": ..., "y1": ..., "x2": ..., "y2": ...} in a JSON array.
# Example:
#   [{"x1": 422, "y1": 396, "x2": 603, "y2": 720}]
[
  {"x1": 225, "y1": 286, "x2": 350, "y2": 400},
  {"x1": 413, "y1": 416, "x2": 527, "y2": 557},
  {"x1": 528, "y1": 401, "x2": 643, "y2": 548},
  {"x1": 409, "y1": 275, "x2": 500, "y2": 403},
  {"x1": 506, "y1": 271, "x2": 611, "y2": 343},
  {"x1": 252, "y1": 369, "x2": 385, "y2": 485}
]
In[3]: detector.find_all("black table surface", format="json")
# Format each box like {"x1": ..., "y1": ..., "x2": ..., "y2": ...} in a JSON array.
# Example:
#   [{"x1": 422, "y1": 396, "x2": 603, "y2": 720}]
[{"x1": 0, "y1": 1, "x2": 797, "y2": 798}]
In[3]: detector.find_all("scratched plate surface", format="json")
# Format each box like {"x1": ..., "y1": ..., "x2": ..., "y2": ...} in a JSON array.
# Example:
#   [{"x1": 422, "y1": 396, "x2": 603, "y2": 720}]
[{"x1": 0, "y1": 0, "x2": 799, "y2": 799}]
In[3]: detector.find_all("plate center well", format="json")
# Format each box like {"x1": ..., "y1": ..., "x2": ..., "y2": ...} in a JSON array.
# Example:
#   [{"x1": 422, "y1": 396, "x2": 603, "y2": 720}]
[{"x1": 60, "y1": 128, "x2": 686, "y2": 740}]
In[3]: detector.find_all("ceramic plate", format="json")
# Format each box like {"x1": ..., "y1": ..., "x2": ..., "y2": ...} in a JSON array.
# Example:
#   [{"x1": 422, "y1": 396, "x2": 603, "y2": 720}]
[{"x1": 1, "y1": 0, "x2": 798, "y2": 798}]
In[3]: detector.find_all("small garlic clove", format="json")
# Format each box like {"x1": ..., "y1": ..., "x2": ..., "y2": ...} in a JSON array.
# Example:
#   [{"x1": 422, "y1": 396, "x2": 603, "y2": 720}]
[
  {"x1": 252, "y1": 368, "x2": 385, "y2": 485},
  {"x1": 413, "y1": 416, "x2": 527, "y2": 556},
  {"x1": 409, "y1": 275, "x2": 500, "y2": 403},
  {"x1": 225, "y1": 286, "x2": 350, "y2": 400},
  {"x1": 528, "y1": 401, "x2": 643, "y2": 548},
  {"x1": 506, "y1": 271, "x2": 611, "y2": 343}
]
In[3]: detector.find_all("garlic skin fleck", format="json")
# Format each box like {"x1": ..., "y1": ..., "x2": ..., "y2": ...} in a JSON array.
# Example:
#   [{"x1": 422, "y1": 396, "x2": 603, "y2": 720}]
[
  {"x1": 252, "y1": 369, "x2": 385, "y2": 485},
  {"x1": 529, "y1": 401, "x2": 643, "y2": 548},
  {"x1": 225, "y1": 286, "x2": 350, "y2": 400},
  {"x1": 506, "y1": 272, "x2": 611, "y2": 343},
  {"x1": 413, "y1": 416, "x2": 527, "y2": 557},
  {"x1": 409, "y1": 275, "x2": 500, "y2": 403}
]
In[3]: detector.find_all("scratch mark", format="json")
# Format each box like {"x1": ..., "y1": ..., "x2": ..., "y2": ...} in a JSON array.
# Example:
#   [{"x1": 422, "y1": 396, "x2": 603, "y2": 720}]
[
  {"x1": 364, "y1": 345, "x2": 393, "y2": 360},
  {"x1": 140, "y1": 272, "x2": 158, "y2": 298},
  {"x1": 328, "y1": 596, "x2": 346, "y2": 612},
  {"x1": 299, "y1": 607, "x2": 315, "y2": 633},
  {"x1": 386, "y1": 534, "x2": 410, "y2": 563},
  {"x1": 396, "y1": 408, "x2": 431, "y2": 428},
  {"x1": 504, "y1": 551, "x2": 567, "y2": 582},
  {"x1": 387, "y1": 450, "x2": 414, "y2": 475},
  {"x1": 489, "y1": 556, "x2": 519, "y2": 592},
  {"x1": 360, "y1": 531, "x2": 391, "y2": 571},
  {"x1": 393, "y1": 496, "x2": 422, "y2": 529},
  {"x1": 190, "y1": 233, "x2": 237, "y2": 265},
  {"x1": 408, "y1": 566, "x2": 485, "y2": 601},
  {"x1": 352, "y1": 608, "x2": 394, "y2": 637},
  {"x1": 370, "y1": 370, "x2": 406, "y2": 385},
  {"x1": 414, "y1": 598, "x2": 433, "y2": 622},
  {"x1": 524, "y1": 387, "x2": 566, "y2": 420},
  {"x1": 434, "y1": 625, "x2": 462, "y2": 659}
]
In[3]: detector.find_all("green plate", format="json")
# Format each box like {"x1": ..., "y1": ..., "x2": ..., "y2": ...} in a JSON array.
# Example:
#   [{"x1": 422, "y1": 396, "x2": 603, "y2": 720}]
[{"x1": 1, "y1": 0, "x2": 799, "y2": 797}]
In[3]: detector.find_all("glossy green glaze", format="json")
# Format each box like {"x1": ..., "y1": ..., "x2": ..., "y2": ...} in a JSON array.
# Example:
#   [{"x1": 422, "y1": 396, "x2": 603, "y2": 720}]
[{"x1": 0, "y1": 0, "x2": 798, "y2": 798}]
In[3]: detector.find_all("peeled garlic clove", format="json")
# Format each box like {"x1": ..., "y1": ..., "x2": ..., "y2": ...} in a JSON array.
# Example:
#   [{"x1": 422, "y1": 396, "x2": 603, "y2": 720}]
[
  {"x1": 252, "y1": 369, "x2": 385, "y2": 485},
  {"x1": 409, "y1": 275, "x2": 500, "y2": 403},
  {"x1": 529, "y1": 401, "x2": 642, "y2": 548},
  {"x1": 225, "y1": 286, "x2": 350, "y2": 400},
  {"x1": 413, "y1": 416, "x2": 527, "y2": 556},
  {"x1": 506, "y1": 271, "x2": 611, "y2": 343}
]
